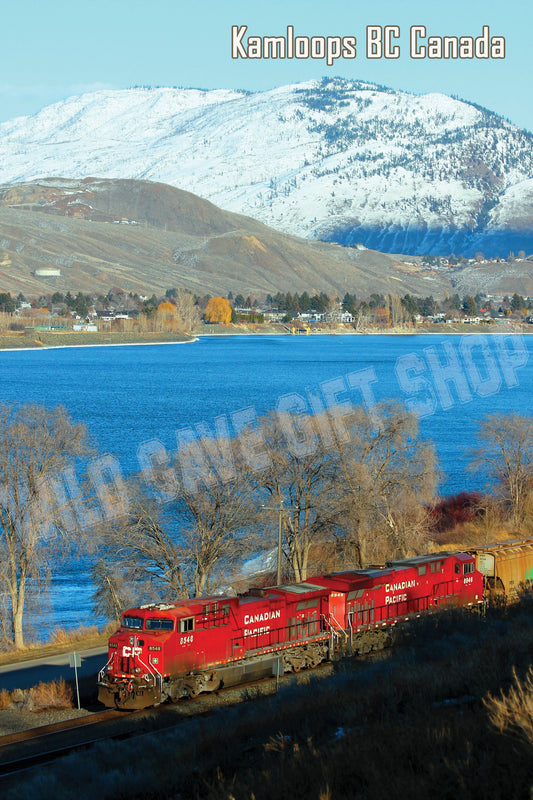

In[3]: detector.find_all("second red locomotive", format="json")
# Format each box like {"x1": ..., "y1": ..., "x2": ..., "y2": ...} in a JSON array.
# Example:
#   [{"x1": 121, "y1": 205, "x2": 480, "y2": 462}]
[{"x1": 98, "y1": 550, "x2": 482, "y2": 709}]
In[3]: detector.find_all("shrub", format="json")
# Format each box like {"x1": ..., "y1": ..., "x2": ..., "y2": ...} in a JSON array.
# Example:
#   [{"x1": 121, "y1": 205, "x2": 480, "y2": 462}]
[
  {"x1": 49, "y1": 625, "x2": 101, "y2": 646},
  {"x1": 485, "y1": 665, "x2": 533, "y2": 747},
  {"x1": 0, "y1": 688, "x2": 11, "y2": 710},
  {"x1": 27, "y1": 679, "x2": 73, "y2": 712},
  {"x1": 429, "y1": 491, "x2": 483, "y2": 535}
]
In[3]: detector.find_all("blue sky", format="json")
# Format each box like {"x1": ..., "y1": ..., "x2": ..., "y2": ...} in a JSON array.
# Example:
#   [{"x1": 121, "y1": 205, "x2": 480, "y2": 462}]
[{"x1": 1, "y1": 0, "x2": 530, "y2": 129}]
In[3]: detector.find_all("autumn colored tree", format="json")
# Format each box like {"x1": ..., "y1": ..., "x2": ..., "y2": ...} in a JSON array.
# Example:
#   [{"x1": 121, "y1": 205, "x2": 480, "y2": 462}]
[
  {"x1": 157, "y1": 301, "x2": 176, "y2": 314},
  {"x1": 204, "y1": 297, "x2": 232, "y2": 325}
]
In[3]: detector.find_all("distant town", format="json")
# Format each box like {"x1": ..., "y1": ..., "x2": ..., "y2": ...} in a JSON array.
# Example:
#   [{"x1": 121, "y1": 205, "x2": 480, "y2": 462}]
[{"x1": 0, "y1": 284, "x2": 532, "y2": 343}]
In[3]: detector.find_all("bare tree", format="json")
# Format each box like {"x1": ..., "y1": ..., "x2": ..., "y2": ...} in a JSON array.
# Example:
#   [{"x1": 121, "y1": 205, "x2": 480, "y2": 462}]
[
  {"x1": 92, "y1": 492, "x2": 189, "y2": 611},
  {"x1": 169, "y1": 435, "x2": 260, "y2": 595},
  {"x1": 473, "y1": 412, "x2": 533, "y2": 528},
  {"x1": 255, "y1": 411, "x2": 342, "y2": 583},
  {"x1": 331, "y1": 402, "x2": 438, "y2": 565},
  {"x1": 0, "y1": 404, "x2": 91, "y2": 648},
  {"x1": 96, "y1": 437, "x2": 258, "y2": 604},
  {"x1": 387, "y1": 294, "x2": 406, "y2": 328},
  {"x1": 91, "y1": 560, "x2": 134, "y2": 623},
  {"x1": 173, "y1": 288, "x2": 199, "y2": 333}
]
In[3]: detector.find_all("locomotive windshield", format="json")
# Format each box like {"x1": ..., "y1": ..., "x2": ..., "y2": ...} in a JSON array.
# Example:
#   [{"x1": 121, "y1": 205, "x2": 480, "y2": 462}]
[
  {"x1": 122, "y1": 615, "x2": 144, "y2": 629},
  {"x1": 145, "y1": 618, "x2": 174, "y2": 631}
]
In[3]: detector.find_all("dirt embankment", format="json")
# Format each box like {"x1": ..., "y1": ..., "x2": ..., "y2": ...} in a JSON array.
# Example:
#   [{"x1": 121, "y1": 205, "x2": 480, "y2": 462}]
[{"x1": 0, "y1": 330, "x2": 193, "y2": 350}]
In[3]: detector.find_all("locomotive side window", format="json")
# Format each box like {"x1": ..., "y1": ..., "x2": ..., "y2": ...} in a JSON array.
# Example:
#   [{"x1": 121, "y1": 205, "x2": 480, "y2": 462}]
[
  {"x1": 179, "y1": 617, "x2": 194, "y2": 633},
  {"x1": 418, "y1": 565, "x2": 426, "y2": 576},
  {"x1": 145, "y1": 618, "x2": 174, "y2": 631},
  {"x1": 454, "y1": 563, "x2": 461, "y2": 574},
  {"x1": 122, "y1": 615, "x2": 143, "y2": 629}
]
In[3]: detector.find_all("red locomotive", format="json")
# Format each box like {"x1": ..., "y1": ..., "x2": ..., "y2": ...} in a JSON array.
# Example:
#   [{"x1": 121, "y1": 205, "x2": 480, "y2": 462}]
[{"x1": 98, "y1": 550, "x2": 482, "y2": 709}]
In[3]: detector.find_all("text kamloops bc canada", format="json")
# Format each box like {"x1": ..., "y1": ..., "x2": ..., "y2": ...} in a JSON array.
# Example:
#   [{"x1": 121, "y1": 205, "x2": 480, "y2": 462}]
[{"x1": 231, "y1": 25, "x2": 505, "y2": 64}]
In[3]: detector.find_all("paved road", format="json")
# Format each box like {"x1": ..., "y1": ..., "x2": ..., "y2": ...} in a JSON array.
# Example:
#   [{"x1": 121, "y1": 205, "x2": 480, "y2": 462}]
[{"x1": 0, "y1": 647, "x2": 108, "y2": 691}]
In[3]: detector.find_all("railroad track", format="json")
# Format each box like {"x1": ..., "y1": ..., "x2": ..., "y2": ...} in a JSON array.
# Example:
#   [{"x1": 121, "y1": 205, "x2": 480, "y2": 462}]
[
  {"x1": 0, "y1": 707, "x2": 150, "y2": 780},
  {"x1": 0, "y1": 664, "x2": 334, "y2": 782},
  {"x1": 0, "y1": 707, "x2": 125, "y2": 749}
]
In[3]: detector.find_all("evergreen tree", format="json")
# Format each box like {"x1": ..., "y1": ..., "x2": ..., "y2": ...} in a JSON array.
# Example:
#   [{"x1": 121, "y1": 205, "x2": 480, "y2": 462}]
[
  {"x1": 342, "y1": 293, "x2": 357, "y2": 315},
  {"x1": 0, "y1": 293, "x2": 15, "y2": 313},
  {"x1": 462, "y1": 296, "x2": 478, "y2": 316},
  {"x1": 511, "y1": 293, "x2": 526, "y2": 311}
]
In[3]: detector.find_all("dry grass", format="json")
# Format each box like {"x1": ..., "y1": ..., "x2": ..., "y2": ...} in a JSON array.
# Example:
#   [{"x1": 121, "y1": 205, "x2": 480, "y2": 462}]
[
  {"x1": 0, "y1": 689, "x2": 12, "y2": 710},
  {"x1": 49, "y1": 625, "x2": 102, "y2": 646},
  {"x1": 485, "y1": 665, "x2": 533, "y2": 747},
  {"x1": 27, "y1": 679, "x2": 73, "y2": 713}
]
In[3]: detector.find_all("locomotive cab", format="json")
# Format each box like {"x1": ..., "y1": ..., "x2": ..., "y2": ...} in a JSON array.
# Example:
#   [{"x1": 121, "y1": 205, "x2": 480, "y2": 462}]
[{"x1": 98, "y1": 608, "x2": 177, "y2": 709}]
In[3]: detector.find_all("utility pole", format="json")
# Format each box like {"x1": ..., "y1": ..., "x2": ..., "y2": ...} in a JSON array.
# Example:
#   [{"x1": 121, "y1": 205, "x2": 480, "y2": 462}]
[{"x1": 262, "y1": 499, "x2": 285, "y2": 585}]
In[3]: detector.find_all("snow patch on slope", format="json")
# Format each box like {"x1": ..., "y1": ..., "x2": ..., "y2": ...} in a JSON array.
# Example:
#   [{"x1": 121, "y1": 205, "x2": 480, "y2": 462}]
[{"x1": 0, "y1": 79, "x2": 532, "y2": 255}]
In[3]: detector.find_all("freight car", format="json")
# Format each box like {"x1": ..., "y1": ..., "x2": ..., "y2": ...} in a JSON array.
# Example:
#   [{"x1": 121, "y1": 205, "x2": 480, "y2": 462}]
[
  {"x1": 468, "y1": 538, "x2": 533, "y2": 598},
  {"x1": 98, "y1": 550, "x2": 482, "y2": 710}
]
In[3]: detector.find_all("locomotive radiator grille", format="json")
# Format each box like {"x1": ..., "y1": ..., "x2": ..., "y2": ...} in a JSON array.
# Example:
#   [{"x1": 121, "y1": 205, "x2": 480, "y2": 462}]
[{"x1": 119, "y1": 656, "x2": 133, "y2": 675}]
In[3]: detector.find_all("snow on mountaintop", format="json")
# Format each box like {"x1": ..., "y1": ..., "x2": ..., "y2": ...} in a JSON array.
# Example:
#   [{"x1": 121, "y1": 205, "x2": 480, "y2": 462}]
[{"x1": 0, "y1": 77, "x2": 532, "y2": 257}]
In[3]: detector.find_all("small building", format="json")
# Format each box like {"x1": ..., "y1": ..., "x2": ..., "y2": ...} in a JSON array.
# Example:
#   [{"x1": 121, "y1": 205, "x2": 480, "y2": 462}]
[{"x1": 34, "y1": 268, "x2": 61, "y2": 278}]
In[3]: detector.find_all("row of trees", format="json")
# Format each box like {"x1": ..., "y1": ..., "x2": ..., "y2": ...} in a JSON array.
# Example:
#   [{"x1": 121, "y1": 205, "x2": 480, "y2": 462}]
[
  {"x1": 1, "y1": 401, "x2": 532, "y2": 648},
  {"x1": 3, "y1": 285, "x2": 531, "y2": 337},
  {"x1": 91, "y1": 401, "x2": 438, "y2": 620}
]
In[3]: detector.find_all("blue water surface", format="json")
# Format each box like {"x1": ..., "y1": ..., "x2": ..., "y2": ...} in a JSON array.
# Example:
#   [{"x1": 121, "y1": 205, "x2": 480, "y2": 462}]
[{"x1": 0, "y1": 333, "x2": 530, "y2": 632}]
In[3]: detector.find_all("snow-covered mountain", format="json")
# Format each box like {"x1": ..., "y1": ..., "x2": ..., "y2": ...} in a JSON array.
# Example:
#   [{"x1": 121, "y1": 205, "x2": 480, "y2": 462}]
[{"x1": 1, "y1": 77, "x2": 533, "y2": 257}]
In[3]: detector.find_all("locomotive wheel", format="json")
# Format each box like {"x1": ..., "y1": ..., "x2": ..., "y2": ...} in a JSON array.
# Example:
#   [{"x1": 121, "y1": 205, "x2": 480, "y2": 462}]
[
  {"x1": 282, "y1": 642, "x2": 328, "y2": 673},
  {"x1": 167, "y1": 671, "x2": 221, "y2": 701}
]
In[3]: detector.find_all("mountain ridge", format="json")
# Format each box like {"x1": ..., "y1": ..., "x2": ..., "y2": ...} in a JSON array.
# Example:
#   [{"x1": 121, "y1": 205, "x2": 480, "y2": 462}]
[{"x1": 0, "y1": 78, "x2": 532, "y2": 257}]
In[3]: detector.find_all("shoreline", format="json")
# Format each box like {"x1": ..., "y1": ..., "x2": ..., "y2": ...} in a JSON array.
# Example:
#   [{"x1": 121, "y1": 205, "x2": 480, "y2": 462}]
[
  {"x1": 0, "y1": 330, "x2": 196, "y2": 353},
  {"x1": 0, "y1": 337, "x2": 199, "y2": 353},
  {"x1": 0, "y1": 323, "x2": 529, "y2": 352}
]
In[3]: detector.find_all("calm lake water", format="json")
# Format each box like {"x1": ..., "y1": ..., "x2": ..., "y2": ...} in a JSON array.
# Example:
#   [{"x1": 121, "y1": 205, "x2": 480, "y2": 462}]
[{"x1": 0, "y1": 333, "x2": 531, "y2": 633}]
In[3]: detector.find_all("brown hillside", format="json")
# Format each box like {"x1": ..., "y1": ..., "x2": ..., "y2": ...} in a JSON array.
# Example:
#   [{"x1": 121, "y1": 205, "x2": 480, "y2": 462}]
[{"x1": 0, "y1": 178, "x2": 453, "y2": 297}]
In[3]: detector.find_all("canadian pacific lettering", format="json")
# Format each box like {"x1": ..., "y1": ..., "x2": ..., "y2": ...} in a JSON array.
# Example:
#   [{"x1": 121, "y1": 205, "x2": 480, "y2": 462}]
[
  {"x1": 243, "y1": 608, "x2": 281, "y2": 638},
  {"x1": 244, "y1": 610, "x2": 282, "y2": 626},
  {"x1": 385, "y1": 579, "x2": 416, "y2": 605}
]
